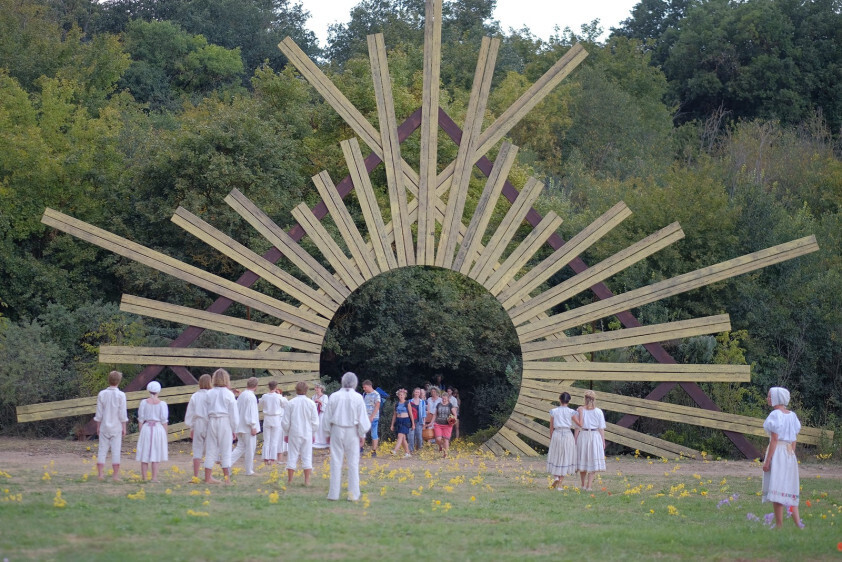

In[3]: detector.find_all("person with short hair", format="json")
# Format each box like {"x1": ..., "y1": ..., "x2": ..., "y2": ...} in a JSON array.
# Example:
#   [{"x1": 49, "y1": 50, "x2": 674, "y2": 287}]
[
  {"x1": 323, "y1": 372, "x2": 371, "y2": 501},
  {"x1": 184, "y1": 374, "x2": 212, "y2": 479},
  {"x1": 231, "y1": 377, "x2": 260, "y2": 476},
  {"x1": 259, "y1": 380, "x2": 287, "y2": 465},
  {"x1": 204, "y1": 369, "x2": 239, "y2": 484},
  {"x1": 361, "y1": 380, "x2": 381, "y2": 457},
  {"x1": 282, "y1": 381, "x2": 319, "y2": 485},
  {"x1": 575, "y1": 390, "x2": 606, "y2": 491},
  {"x1": 311, "y1": 383, "x2": 330, "y2": 449},
  {"x1": 762, "y1": 386, "x2": 803, "y2": 529},
  {"x1": 547, "y1": 392, "x2": 581, "y2": 489},
  {"x1": 94, "y1": 370, "x2": 128, "y2": 481},
  {"x1": 433, "y1": 392, "x2": 457, "y2": 458},
  {"x1": 136, "y1": 380, "x2": 168, "y2": 482}
]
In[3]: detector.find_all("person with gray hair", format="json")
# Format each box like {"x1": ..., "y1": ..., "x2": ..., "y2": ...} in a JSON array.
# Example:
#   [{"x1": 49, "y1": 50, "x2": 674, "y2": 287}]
[{"x1": 322, "y1": 372, "x2": 370, "y2": 501}]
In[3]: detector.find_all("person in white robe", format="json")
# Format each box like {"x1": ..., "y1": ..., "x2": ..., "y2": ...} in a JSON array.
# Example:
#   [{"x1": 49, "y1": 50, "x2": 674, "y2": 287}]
[
  {"x1": 94, "y1": 370, "x2": 128, "y2": 481},
  {"x1": 259, "y1": 380, "x2": 287, "y2": 465},
  {"x1": 762, "y1": 386, "x2": 803, "y2": 528},
  {"x1": 184, "y1": 374, "x2": 212, "y2": 479},
  {"x1": 204, "y1": 369, "x2": 239, "y2": 484},
  {"x1": 136, "y1": 380, "x2": 168, "y2": 482},
  {"x1": 311, "y1": 383, "x2": 330, "y2": 449},
  {"x1": 282, "y1": 381, "x2": 319, "y2": 485},
  {"x1": 323, "y1": 372, "x2": 371, "y2": 501},
  {"x1": 231, "y1": 377, "x2": 261, "y2": 476}
]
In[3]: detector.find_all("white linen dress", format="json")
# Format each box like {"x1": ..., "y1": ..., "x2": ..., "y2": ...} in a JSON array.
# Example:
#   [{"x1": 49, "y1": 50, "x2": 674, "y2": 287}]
[
  {"x1": 762, "y1": 409, "x2": 801, "y2": 507},
  {"x1": 576, "y1": 407, "x2": 606, "y2": 473},
  {"x1": 312, "y1": 393, "x2": 330, "y2": 449},
  {"x1": 547, "y1": 406, "x2": 577, "y2": 477},
  {"x1": 136, "y1": 400, "x2": 168, "y2": 463}
]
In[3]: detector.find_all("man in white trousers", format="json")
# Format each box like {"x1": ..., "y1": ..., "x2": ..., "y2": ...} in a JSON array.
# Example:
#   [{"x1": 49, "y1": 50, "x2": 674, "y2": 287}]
[
  {"x1": 231, "y1": 377, "x2": 260, "y2": 475},
  {"x1": 323, "y1": 372, "x2": 371, "y2": 501},
  {"x1": 282, "y1": 381, "x2": 319, "y2": 485}
]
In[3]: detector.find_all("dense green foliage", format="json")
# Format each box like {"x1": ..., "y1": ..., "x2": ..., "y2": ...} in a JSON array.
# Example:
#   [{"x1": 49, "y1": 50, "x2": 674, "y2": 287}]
[{"x1": 1, "y1": 0, "x2": 841, "y2": 453}]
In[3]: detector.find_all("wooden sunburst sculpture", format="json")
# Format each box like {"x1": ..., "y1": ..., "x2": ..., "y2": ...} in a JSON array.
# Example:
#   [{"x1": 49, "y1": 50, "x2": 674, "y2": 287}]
[{"x1": 18, "y1": 0, "x2": 829, "y2": 457}]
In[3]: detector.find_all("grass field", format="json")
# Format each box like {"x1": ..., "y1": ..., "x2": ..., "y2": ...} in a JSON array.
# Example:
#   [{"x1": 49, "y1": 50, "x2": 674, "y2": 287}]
[{"x1": 0, "y1": 437, "x2": 840, "y2": 560}]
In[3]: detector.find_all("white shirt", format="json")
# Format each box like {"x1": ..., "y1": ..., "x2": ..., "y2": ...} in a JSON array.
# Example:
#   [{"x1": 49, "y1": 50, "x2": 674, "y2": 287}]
[
  {"x1": 205, "y1": 386, "x2": 239, "y2": 432},
  {"x1": 94, "y1": 386, "x2": 128, "y2": 436},
  {"x1": 282, "y1": 395, "x2": 319, "y2": 438},
  {"x1": 550, "y1": 406, "x2": 578, "y2": 429},
  {"x1": 324, "y1": 388, "x2": 371, "y2": 434},
  {"x1": 259, "y1": 392, "x2": 286, "y2": 417},
  {"x1": 184, "y1": 389, "x2": 209, "y2": 428},
  {"x1": 764, "y1": 409, "x2": 801, "y2": 442},
  {"x1": 235, "y1": 389, "x2": 260, "y2": 434}
]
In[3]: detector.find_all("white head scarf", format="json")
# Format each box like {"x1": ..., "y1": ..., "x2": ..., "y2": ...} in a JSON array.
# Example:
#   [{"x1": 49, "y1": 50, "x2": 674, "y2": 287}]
[
  {"x1": 147, "y1": 381, "x2": 162, "y2": 394},
  {"x1": 769, "y1": 387, "x2": 790, "y2": 407}
]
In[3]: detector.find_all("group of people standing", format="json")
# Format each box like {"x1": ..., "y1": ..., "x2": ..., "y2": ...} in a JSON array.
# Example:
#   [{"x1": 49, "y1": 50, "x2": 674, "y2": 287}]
[{"x1": 545, "y1": 390, "x2": 607, "y2": 491}]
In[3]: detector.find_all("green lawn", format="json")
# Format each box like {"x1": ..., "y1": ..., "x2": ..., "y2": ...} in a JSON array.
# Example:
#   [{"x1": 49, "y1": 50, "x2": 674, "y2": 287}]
[{"x1": 0, "y1": 440, "x2": 840, "y2": 560}]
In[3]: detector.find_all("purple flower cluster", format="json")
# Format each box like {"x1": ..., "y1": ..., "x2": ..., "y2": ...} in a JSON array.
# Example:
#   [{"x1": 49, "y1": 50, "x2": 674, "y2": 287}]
[{"x1": 716, "y1": 493, "x2": 740, "y2": 509}]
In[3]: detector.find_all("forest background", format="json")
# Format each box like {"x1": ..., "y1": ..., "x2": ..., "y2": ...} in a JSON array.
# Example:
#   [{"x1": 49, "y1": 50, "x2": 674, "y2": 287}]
[{"x1": 1, "y1": 0, "x2": 841, "y2": 456}]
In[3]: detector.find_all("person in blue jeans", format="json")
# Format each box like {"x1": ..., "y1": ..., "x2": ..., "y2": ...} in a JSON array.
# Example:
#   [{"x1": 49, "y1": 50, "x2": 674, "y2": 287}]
[
  {"x1": 362, "y1": 380, "x2": 381, "y2": 457},
  {"x1": 408, "y1": 387, "x2": 427, "y2": 452}
]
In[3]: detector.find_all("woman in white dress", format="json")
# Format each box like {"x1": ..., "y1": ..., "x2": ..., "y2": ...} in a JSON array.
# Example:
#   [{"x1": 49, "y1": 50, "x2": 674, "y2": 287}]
[
  {"x1": 762, "y1": 386, "x2": 803, "y2": 528},
  {"x1": 575, "y1": 389, "x2": 606, "y2": 491},
  {"x1": 547, "y1": 392, "x2": 581, "y2": 489},
  {"x1": 136, "y1": 381, "x2": 169, "y2": 482},
  {"x1": 312, "y1": 383, "x2": 330, "y2": 449}
]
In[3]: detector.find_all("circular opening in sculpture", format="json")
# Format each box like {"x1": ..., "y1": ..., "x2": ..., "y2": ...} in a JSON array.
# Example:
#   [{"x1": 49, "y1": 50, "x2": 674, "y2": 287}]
[{"x1": 320, "y1": 266, "x2": 522, "y2": 440}]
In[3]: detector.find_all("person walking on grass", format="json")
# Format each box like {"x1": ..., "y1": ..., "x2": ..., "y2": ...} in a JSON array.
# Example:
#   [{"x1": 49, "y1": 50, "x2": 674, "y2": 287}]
[
  {"x1": 547, "y1": 392, "x2": 580, "y2": 490},
  {"x1": 323, "y1": 372, "x2": 371, "y2": 501},
  {"x1": 433, "y1": 392, "x2": 457, "y2": 458},
  {"x1": 204, "y1": 369, "x2": 239, "y2": 484},
  {"x1": 94, "y1": 370, "x2": 128, "y2": 482},
  {"x1": 575, "y1": 390, "x2": 605, "y2": 491},
  {"x1": 390, "y1": 389, "x2": 414, "y2": 458},
  {"x1": 184, "y1": 374, "x2": 212, "y2": 479},
  {"x1": 231, "y1": 377, "x2": 260, "y2": 476},
  {"x1": 136, "y1": 381, "x2": 168, "y2": 483},
  {"x1": 361, "y1": 380, "x2": 381, "y2": 457},
  {"x1": 282, "y1": 381, "x2": 319, "y2": 486},
  {"x1": 762, "y1": 386, "x2": 804, "y2": 529},
  {"x1": 408, "y1": 387, "x2": 426, "y2": 453}
]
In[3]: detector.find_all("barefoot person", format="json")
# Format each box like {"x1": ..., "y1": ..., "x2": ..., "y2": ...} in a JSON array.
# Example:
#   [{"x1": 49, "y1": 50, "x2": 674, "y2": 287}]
[
  {"x1": 323, "y1": 372, "x2": 371, "y2": 501},
  {"x1": 231, "y1": 377, "x2": 260, "y2": 476},
  {"x1": 282, "y1": 381, "x2": 319, "y2": 485},
  {"x1": 184, "y1": 374, "x2": 212, "y2": 479},
  {"x1": 136, "y1": 381, "x2": 168, "y2": 483},
  {"x1": 259, "y1": 381, "x2": 286, "y2": 465},
  {"x1": 575, "y1": 390, "x2": 606, "y2": 491},
  {"x1": 762, "y1": 386, "x2": 804, "y2": 529},
  {"x1": 547, "y1": 392, "x2": 581, "y2": 490},
  {"x1": 93, "y1": 370, "x2": 128, "y2": 481},
  {"x1": 204, "y1": 369, "x2": 239, "y2": 484}
]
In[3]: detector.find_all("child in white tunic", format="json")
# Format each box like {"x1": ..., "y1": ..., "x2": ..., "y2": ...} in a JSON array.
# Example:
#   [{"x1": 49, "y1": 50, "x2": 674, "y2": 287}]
[
  {"x1": 184, "y1": 374, "x2": 211, "y2": 479},
  {"x1": 575, "y1": 389, "x2": 606, "y2": 491},
  {"x1": 259, "y1": 381, "x2": 287, "y2": 465},
  {"x1": 204, "y1": 369, "x2": 239, "y2": 484},
  {"x1": 94, "y1": 370, "x2": 128, "y2": 481},
  {"x1": 762, "y1": 386, "x2": 803, "y2": 528},
  {"x1": 231, "y1": 377, "x2": 261, "y2": 476},
  {"x1": 282, "y1": 381, "x2": 320, "y2": 485},
  {"x1": 312, "y1": 383, "x2": 330, "y2": 449},
  {"x1": 547, "y1": 392, "x2": 581, "y2": 489},
  {"x1": 136, "y1": 381, "x2": 168, "y2": 482}
]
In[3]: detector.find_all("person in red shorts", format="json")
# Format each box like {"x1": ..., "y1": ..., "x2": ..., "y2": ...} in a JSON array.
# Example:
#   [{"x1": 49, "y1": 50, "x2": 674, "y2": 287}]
[{"x1": 433, "y1": 392, "x2": 457, "y2": 458}]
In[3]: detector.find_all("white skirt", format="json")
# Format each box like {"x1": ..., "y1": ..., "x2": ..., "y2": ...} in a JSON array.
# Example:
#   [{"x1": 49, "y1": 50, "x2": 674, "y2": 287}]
[
  {"x1": 762, "y1": 441, "x2": 800, "y2": 507},
  {"x1": 314, "y1": 412, "x2": 330, "y2": 449},
  {"x1": 576, "y1": 430, "x2": 605, "y2": 473},
  {"x1": 547, "y1": 428, "x2": 576, "y2": 477},
  {"x1": 136, "y1": 421, "x2": 168, "y2": 463}
]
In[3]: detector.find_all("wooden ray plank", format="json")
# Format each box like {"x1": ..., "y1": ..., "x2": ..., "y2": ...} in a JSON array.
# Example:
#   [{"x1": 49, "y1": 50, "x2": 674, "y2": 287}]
[
  {"x1": 17, "y1": 375, "x2": 315, "y2": 422},
  {"x1": 291, "y1": 203, "x2": 366, "y2": 290},
  {"x1": 518, "y1": 236, "x2": 820, "y2": 343},
  {"x1": 498, "y1": 202, "x2": 632, "y2": 309},
  {"x1": 520, "y1": 361, "x2": 751, "y2": 383},
  {"x1": 469, "y1": 177, "x2": 545, "y2": 285},
  {"x1": 312, "y1": 170, "x2": 377, "y2": 280},
  {"x1": 506, "y1": 413, "x2": 551, "y2": 448},
  {"x1": 278, "y1": 37, "x2": 422, "y2": 199},
  {"x1": 483, "y1": 436, "x2": 506, "y2": 456},
  {"x1": 520, "y1": 382, "x2": 828, "y2": 444},
  {"x1": 498, "y1": 425, "x2": 539, "y2": 456},
  {"x1": 485, "y1": 211, "x2": 563, "y2": 296},
  {"x1": 41, "y1": 209, "x2": 328, "y2": 336},
  {"x1": 368, "y1": 33, "x2": 415, "y2": 266},
  {"x1": 224, "y1": 189, "x2": 349, "y2": 303},
  {"x1": 606, "y1": 422, "x2": 699, "y2": 459},
  {"x1": 342, "y1": 138, "x2": 399, "y2": 272},
  {"x1": 171, "y1": 207, "x2": 338, "y2": 319},
  {"x1": 453, "y1": 143, "x2": 519, "y2": 273},
  {"x1": 510, "y1": 222, "x2": 685, "y2": 325},
  {"x1": 490, "y1": 431, "x2": 522, "y2": 456},
  {"x1": 417, "y1": 0, "x2": 443, "y2": 265},
  {"x1": 99, "y1": 346, "x2": 320, "y2": 371},
  {"x1": 120, "y1": 295, "x2": 323, "y2": 353},
  {"x1": 436, "y1": 36, "x2": 500, "y2": 269},
  {"x1": 521, "y1": 315, "x2": 732, "y2": 360},
  {"x1": 472, "y1": 44, "x2": 588, "y2": 160},
  {"x1": 478, "y1": 443, "x2": 494, "y2": 455}
]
